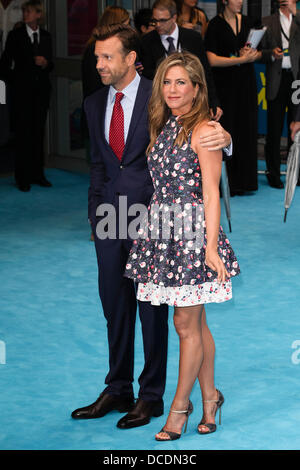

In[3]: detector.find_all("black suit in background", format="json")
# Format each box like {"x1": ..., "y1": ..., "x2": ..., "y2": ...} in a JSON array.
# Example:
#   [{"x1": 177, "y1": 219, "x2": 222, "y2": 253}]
[
  {"x1": 0, "y1": 24, "x2": 53, "y2": 186},
  {"x1": 140, "y1": 27, "x2": 220, "y2": 111},
  {"x1": 260, "y1": 11, "x2": 300, "y2": 183}
]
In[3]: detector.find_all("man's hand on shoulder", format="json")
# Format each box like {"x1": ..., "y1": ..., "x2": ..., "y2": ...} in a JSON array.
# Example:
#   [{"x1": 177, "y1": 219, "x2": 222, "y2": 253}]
[{"x1": 198, "y1": 121, "x2": 231, "y2": 151}]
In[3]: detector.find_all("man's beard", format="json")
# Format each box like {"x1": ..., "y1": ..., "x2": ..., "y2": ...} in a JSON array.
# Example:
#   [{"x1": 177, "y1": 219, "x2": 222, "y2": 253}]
[{"x1": 98, "y1": 68, "x2": 127, "y2": 87}]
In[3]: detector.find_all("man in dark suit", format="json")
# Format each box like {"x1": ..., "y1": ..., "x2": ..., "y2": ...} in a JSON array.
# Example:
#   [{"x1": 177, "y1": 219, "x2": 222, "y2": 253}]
[
  {"x1": 71, "y1": 24, "x2": 232, "y2": 430},
  {"x1": 260, "y1": 0, "x2": 300, "y2": 188},
  {"x1": 140, "y1": 0, "x2": 222, "y2": 121},
  {"x1": 0, "y1": 0, "x2": 53, "y2": 192}
]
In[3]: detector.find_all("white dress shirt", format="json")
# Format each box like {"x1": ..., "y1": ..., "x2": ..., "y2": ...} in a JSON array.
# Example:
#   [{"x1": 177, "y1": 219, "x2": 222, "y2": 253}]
[
  {"x1": 160, "y1": 23, "x2": 181, "y2": 54},
  {"x1": 26, "y1": 24, "x2": 40, "y2": 44},
  {"x1": 105, "y1": 72, "x2": 141, "y2": 144},
  {"x1": 279, "y1": 9, "x2": 292, "y2": 69}
]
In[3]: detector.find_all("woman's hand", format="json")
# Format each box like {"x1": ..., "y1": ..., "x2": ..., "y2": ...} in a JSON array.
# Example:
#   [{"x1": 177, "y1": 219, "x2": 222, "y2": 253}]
[
  {"x1": 205, "y1": 247, "x2": 229, "y2": 283},
  {"x1": 239, "y1": 47, "x2": 260, "y2": 63},
  {"x1": 239, "y1": 46, "x2": 249, "y2": 57},
  {"x1": 210, "y1": 106, "x2": 223, "y2": 122}
]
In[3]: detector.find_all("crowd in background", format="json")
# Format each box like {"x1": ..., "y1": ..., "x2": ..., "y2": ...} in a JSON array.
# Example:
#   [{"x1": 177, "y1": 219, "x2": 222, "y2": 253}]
[
  {"x1": 0, "y1": 0, "x2": 300, "y2": 194},
  {"x1": 80, "y1": 0, "x2": 300, "y2": 195}
]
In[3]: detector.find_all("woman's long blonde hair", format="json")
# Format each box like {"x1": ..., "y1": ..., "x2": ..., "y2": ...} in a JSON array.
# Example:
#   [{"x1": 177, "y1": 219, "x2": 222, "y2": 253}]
[{"x1": 147, "y1": 51, "x2": 210, "y2": 153}]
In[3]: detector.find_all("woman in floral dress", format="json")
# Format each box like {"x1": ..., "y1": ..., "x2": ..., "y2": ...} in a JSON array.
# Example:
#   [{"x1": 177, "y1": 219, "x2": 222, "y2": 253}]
[{"x1": 124, "y1": 52, "x2": 240, "y2": 441}]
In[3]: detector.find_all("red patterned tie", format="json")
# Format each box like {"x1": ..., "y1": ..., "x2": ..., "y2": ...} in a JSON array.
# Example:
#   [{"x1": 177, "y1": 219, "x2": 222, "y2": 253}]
[{"x1": 109, "y1": 92, "x2": 125, "y2": 161}]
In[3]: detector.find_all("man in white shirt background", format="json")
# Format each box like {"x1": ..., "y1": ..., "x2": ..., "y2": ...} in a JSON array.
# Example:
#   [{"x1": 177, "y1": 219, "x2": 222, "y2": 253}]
[
  {"x1": 261, "y1": 0, "x2": 300, "y2": 188},
  {"x1": 0, "y1": 1, "x2": 23, "y2": 149}
]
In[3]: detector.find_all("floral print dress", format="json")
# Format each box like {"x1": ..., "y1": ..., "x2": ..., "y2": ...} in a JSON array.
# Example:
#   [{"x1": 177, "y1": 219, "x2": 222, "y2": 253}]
[{"x1": 124, "y1": 115, "x2": 240, "y2": 306}]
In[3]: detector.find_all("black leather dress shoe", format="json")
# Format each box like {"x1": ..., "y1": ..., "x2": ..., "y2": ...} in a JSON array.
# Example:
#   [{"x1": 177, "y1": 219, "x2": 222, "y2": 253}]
[
  {"x1": 71, "y1": 391, "x2": 135, "y2": 419},
  {"x1": 230, "y1": 190, "x2": 245, "y2": 197},
  {"x1": 117, "y1": 398, "x2": 164, "y2": 429},
  {"x1": 17, "y1": 183, "x2": 31, "y2": 192},
  {"x1": 266, "y1": 174, "x2": 284, "y2": 189},
  {"x1": 32, "y1": 177, "x2": 52, "y2": 187}
]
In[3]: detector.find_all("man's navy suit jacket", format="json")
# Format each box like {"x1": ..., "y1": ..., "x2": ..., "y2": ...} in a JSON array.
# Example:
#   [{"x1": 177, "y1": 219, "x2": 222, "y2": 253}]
[{"x1": 84, "y1": 76, "x2": 155, "y2": 229}]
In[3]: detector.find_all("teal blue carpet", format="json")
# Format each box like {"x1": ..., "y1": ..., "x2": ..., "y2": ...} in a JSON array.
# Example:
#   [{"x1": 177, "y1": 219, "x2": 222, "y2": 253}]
[{"x1": 1, "y1": 163, "x2": 300, "y2": 450}]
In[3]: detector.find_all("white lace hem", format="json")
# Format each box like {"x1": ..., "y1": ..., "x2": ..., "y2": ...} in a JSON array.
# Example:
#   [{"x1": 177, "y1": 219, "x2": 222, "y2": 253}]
[{"x1": 137, "y1": 280, "x2": 232, "y2": 306}]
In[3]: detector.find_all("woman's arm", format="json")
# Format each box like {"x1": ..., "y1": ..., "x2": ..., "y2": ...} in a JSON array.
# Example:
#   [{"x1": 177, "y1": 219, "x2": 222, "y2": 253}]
[
  {"x1": 191, "y1": 123, "x2": 229, "y2": 282},
  {"x1": 206, "y1": 49, "x2": 259, "y2": 67},
  {"x1": 199, "y1": 10, "x2": 208, "y2": 38}
]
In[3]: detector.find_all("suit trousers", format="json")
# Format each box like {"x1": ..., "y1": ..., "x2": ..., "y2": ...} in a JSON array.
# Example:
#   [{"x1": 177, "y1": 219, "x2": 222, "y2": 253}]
[
  {"x1": 94, "y1": 234, "x2": 169, "y2": 402},
  {"x1": 265, "y1": 69, "x2": 295, "y2": 180}
]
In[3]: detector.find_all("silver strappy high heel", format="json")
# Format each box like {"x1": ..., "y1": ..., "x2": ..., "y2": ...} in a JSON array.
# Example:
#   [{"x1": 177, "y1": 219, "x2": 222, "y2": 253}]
[
  {"x1": 197, "y1": 389, "x2": 224, "y2": 434},
  {"x1": 155, "y1": 400, "x2": 193, "y2": 441}
]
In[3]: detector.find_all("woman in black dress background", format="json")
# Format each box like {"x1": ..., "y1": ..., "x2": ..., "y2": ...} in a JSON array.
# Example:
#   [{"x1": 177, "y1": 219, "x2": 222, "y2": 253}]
[{"x1": 204, "y1": 0, "x2": 261, "y2": 195}]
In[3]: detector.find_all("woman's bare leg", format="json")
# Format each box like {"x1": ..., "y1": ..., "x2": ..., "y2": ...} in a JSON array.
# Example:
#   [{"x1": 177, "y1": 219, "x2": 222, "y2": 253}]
[
  {"x1": 197, "y1": 307, "x2": 219, "y2": 432},
  {"x1": 155, "y1": 304, "x2": 204, "y2": 440}
]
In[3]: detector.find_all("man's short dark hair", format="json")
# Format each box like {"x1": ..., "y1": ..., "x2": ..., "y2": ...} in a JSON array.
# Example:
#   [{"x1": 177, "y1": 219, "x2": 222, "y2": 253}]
[
  {"x1": 134, "y1": 8, "x2": 153, "y2": 34},
  {"x1": 152, "y1": 0, "x2": 178, "y2": 16},
  {"x1": 93, "y1": 23, "x2": 140, "y2": 58},
  {"x1": 22, "y1": 0, "x2": 43, "y2": 13}
]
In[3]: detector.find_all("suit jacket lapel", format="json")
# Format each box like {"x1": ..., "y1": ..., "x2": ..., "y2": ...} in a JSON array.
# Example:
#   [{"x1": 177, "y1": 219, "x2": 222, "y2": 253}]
[
  {"x1": 21, "y1": 24, "x2": 33, "y2": 51},
  {"x1": 274, "y1": 12, "x2": 283, "y2": 49},
  {"x1": 98, "y1": 87, "x2": 108, "y2": 141},
  {"x1": 290, "y1": 17, "x2": 298, "y2": 42},
  {"x1": 122, "y1": 78, "x2": 149, "y2": 163},
  {"x1": 178, "y1": 27, "x2": 184, "y2": 51},
  {"x1": 39, "y1": 29, "x2": 46, "y2": 52},
  {"x1": 153, "y1": 31, "x2": 167, "y2": 60}
]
